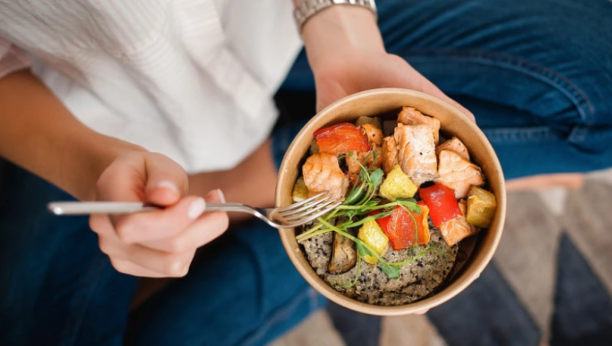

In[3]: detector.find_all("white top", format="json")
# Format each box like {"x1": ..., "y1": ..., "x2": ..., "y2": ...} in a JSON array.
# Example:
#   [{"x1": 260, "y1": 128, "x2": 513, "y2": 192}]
[{"x1": 0, "y1": 0, "x2": 302, "y2": 173}]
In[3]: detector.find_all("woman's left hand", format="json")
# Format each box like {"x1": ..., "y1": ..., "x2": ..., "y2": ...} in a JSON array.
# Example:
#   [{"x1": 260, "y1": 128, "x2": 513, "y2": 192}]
[{"x1": 302, "y1": 6, "x2": 473, "y2": 121}]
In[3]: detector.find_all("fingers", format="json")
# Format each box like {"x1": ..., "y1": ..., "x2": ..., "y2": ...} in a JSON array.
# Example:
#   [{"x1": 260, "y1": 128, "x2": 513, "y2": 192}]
[
  {"x1": 390, "y1": 55, "x2": 475, "y2": 122},
  {"x1": 141, "y1": 190, "x2": 228, "y2": 252},
  {"x1": 100, "y1": 236, "x2": 195, "y2": 276},
  {"x1": 90, "y1": 186, "x2": 229, "y2": 277},
  {"x1": 142, "y1": 206, "x2": 228, "y2": 253},
  {"x1": 112, "y1": 196, "x2": 206, "y2": 243},
  {"x1": 109, "y1": 259, "x2": 169, "y2": 278},
  {"x1": 92, "y1": 212, "x2": 196, "y2": 277},
  {"x1": 143, "y1": 153, "x2": 189, "y2": 206}
]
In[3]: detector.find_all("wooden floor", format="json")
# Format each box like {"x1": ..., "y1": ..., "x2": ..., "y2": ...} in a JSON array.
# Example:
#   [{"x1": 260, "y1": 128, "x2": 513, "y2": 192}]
[{"x1": 270, "y1": 170, "x2": 612, "y2": 346}]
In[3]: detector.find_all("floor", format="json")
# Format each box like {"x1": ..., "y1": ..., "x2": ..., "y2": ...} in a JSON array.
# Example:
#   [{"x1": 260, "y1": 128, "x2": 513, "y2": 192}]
[{"x1": 270, "y1": 169, "x2": 612, "y2": 346}]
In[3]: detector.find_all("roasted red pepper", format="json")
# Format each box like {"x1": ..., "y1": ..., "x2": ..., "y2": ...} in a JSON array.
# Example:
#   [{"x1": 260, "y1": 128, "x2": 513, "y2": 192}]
[
  {"x1": 368, "y1": 204, "x2": 430, "y2": 250},
  {"x1": 314, "y1": 123, "x2": 371, "y2": 155},
  {"x1": 418, "y1": 182, "x2": 463, "y2": 227}
]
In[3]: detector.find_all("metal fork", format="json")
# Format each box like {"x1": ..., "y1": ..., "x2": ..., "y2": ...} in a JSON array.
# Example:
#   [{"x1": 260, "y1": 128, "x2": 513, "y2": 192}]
[{"x1": 47, "y1": 192, "x2": 342, "y2": 229}]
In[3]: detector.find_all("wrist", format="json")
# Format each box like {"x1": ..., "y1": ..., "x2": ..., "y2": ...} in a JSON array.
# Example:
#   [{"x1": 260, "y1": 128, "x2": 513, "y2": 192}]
[
  {"x1": 301, "y1": 5, "x2": 384, "y2": 72},
  {"x1": 62, "y1": 129, "x2": 146, "y2": 201}
]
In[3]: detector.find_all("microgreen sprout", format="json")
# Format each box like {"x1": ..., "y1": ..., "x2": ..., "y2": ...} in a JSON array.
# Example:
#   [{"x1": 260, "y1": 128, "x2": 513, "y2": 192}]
[{"x1": 296, "y1": 156, "x2": 441, "y2": 280}]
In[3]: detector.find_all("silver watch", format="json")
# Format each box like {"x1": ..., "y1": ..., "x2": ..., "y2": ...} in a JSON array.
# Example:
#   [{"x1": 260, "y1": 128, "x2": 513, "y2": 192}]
[{"x1": 294, "y1": 0, "x2": 377, "y2": 33}]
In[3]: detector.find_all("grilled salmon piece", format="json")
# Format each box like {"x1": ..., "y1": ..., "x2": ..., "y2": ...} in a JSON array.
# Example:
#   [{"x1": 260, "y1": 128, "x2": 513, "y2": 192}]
[
  {"x1": 437, "y1": 150, "x2": 484, "y2": 199},
  {"x1": 436, "y1": 137, "x2": 469, "y2": 161},
  {"x1": 397, "y1": 107, "x2": 441, "y2": 144},
  {"x1": 440, "y1": 200, "x2": 479, "y2": 246},
  {"x1": 394, "y1": 123, "x2": 439, "y2": 186},
  {"x1": 303, "y1": 153, "x2": 349, "y2": 200},
  {"x1": 346, "y1": 148, "x2": 383, "y2": 184},
  {"x1": 361, "y1": 123, "x2": 383, "y2": 147},
  {"x1": 381, "y1": 136, "x2": 398, "y2": 174}
]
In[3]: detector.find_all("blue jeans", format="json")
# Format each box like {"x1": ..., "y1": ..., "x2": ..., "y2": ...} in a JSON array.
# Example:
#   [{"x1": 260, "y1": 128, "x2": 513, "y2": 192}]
[{"x1": 1, "y1": 0, "x2": 611, "y2": 345}]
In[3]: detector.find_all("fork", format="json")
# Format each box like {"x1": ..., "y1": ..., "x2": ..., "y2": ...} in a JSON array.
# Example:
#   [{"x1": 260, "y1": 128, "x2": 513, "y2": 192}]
[{"x1": 47, "y1": 192, "x2": 342, "y2": 229}]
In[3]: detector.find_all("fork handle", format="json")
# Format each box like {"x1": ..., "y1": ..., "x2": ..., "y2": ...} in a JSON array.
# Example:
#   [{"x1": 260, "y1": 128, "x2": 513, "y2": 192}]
[{"x1": 47, "y1": 201, "x2": 244, "y2": 215}]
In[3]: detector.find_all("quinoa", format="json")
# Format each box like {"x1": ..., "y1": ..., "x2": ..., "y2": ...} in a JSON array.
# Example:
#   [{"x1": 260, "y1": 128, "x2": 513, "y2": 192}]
[{"x1": 301, "y1": 221, "x2": 458, "y2": 306}]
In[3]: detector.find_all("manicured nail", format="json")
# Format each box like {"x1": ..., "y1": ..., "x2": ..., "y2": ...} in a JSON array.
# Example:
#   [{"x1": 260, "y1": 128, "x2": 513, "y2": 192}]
[
  {"x1": 217, "y1": 189, "x2": 226, "y2": 203},
  {"x1": 158, "y1": 180, "x2": 179, "y2": 193},
  {"x1": 188, "y1": 198, "x2": 206, "y2": 219}
]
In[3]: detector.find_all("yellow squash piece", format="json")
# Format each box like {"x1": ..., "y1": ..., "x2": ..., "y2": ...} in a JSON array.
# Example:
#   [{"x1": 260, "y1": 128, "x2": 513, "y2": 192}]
[
  {"x1": 466, "y1": 186, "x2": 497, "y2": 228},
  {"x1": 292, "y1": 177, "x2": 309, "y2": 202},
  {"x1": 379, "y1": 164, "x2": 418, "y2": 201},
  {"x1": 357, "y1": 220, "x2": 390, "y2": 264}
]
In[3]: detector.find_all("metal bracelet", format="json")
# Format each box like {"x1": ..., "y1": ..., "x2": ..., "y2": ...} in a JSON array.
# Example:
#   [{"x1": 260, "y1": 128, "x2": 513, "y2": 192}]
[{"x1": 294, "y1": 0, "x2": 378, "y2": 34}]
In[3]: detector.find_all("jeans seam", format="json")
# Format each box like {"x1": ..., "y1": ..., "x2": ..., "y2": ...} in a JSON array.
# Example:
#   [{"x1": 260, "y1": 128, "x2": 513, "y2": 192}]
[
  {"x1": 483, "y1": 126, "x2": 565, "y2": 143},
  {"x1": 236, "y1": 287, "x2": 314, "y2": 346},
  {"x1": 59, "y1": 252, "x2": 107, "y2": 346},
  {"x1": 404, "y1": 48, "x2": 595, "y2": 144}
]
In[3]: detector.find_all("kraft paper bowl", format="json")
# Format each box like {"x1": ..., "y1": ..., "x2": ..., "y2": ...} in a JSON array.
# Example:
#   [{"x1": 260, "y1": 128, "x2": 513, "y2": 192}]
[{"x1": 275, "y1": 88, "x2": 506, "y2": 316}]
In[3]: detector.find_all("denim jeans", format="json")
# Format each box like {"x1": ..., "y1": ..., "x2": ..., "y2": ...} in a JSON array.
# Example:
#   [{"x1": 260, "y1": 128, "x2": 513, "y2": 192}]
[{"x1": 1, "y1": 0, "x2": 611, "y2": 345}]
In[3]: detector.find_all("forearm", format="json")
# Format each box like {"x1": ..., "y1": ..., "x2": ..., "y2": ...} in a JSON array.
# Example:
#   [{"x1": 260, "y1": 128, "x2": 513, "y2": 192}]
[{"x1": 0, "y1": 70, "x2": 144, "y2": 200}]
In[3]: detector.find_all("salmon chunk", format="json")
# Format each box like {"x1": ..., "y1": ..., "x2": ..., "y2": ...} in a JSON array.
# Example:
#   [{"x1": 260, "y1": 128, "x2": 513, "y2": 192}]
[
  {"x1": 437, "y1": 150, "x2": 484, "y2": 199},
  {"x1": 346, "y1": 149, "x2": 383, "y2": 184},
  {"x1": 440, "y1": 200, "x2": 479, "y2": 246},
  {"x1": 381, "y1": 136, "x2": 398, "y2": 174},
  {"x1": 303, "y1": 153, "x2": 349, "y2": 200},
  {"x1": 436, "y1": 137, "x2": 470, "y2": 161},
  {"x1": 361, "y1": 124, "x2": 383, "y2": 147},
  {"x1": 394, "y1": 123, "x2": 439, "y2": 186},
  {"x1": 397, "y1": 107, "x2": 441, "y2": 144}
]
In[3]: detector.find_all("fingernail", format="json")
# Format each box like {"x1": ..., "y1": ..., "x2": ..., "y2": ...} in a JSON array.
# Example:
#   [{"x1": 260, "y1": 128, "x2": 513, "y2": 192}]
[
  {"x1": 158, "y1": 180, "x2": 179, "y2": 193},
  {"x1": 217, "y1": 189, "x2": 226, "y2": 203},
  {"x1": 188, "y1": 198, "x2": 206, "y2": 219}
]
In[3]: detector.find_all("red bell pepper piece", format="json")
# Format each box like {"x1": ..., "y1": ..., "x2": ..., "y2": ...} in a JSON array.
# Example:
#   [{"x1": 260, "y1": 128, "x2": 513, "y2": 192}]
[
  {"x1": 314, "y1": 123, "x2": 371, "y2": 155},
  {"x1": 368, "y1": 205, "x2": 430, "y2": 251},
  {"x1": 418, "y1": 182, "x2": 462, "y2": 227}
]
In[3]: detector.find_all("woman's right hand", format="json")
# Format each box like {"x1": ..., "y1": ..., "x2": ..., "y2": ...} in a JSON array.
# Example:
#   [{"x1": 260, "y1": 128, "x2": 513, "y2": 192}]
[{"x1": 89, "y1": 151, "x2": 229, "y2": 277}]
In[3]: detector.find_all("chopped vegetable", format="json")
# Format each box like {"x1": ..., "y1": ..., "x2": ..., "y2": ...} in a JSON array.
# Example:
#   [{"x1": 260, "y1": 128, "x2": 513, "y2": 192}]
[
  {"x1": 328, "y1": 233, "x2": 357, "y2": 274},
  {"x1": 416, "y1": 201, "x2": 431, "y2": 245},
  {"x1": 440, "y1": 200, "x2": 478, "y2": 246},
  {"x1": 292, "y1": 177, "x2": 309, "y2": 202},
  {"x1": 370, "y1": 205, "x2": 430, "y2": 251},
  {"x1": 357, "y1": 220, "x2": 390, "y2": 264},
  {"x1": 466, "y1": 186, "x2": 497, "y2": 228},
  {"x1": 418, "y1": 182, "x2": 463, "y2": 227},
  {"x1": 310, "y1": 139, "x2": 320, "y2": 155},
  {"x1": 314, "y1": 123, "x2": 371, "y2": 155},
  {"x1": 355, "y1": 116, "x2": 382, "y2": 130},
  {"x1": 379, "y1": 164, "x2": 418, "y2": 201}
]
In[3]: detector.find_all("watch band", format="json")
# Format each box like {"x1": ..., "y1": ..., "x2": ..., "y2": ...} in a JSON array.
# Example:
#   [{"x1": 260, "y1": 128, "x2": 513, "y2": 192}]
[{"x1": 294, "y1": 0, "x2": 377, "y2": 33}]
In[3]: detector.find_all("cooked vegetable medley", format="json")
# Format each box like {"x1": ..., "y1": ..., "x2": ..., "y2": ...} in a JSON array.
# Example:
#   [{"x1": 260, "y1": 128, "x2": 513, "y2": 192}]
[{"x1": 294, "y1": 106, "x2": 497, "y2": 306}]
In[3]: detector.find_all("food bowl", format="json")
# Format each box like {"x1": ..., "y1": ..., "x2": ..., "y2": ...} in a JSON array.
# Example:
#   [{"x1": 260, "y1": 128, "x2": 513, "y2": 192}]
[{"x1": 275, "y1": 88, "x2": 506, "y2": 316}]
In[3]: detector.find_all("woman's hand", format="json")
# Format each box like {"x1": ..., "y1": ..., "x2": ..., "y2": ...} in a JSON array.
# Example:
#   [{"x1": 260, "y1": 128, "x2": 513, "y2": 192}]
[
  {"x1": 302, "y1": 6, "x2": 473, "y2": 121},
  {"x1": 89, "y1": 151, "x2": 229, "y2": 277}
]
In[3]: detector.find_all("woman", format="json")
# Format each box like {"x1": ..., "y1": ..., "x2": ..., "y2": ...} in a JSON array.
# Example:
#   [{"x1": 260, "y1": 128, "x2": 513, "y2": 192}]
[{"x1": 0, "y1": 0, "x2": 611, "y2": 345}]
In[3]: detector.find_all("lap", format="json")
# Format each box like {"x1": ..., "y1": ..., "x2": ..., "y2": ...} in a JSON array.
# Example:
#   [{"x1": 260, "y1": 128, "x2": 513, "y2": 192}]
[{"x1": 126, "y1": 220, "x2": 323, "y2": 346}]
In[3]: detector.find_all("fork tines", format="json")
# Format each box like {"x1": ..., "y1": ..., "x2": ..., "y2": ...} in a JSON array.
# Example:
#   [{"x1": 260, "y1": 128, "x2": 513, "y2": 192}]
[{"x1": 276, "y1": 192, "x2": 342, "y2": 225}]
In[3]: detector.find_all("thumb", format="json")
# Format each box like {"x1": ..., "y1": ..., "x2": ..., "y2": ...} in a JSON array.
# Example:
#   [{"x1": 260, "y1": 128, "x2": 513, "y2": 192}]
[
  {"x1": 144, "y1": 153, "x2": 189, "y2": 206},
  {"x1": 423, "y1": 84, "x2": 475, "y2": 123},
  {"x1": 397, "y1": 58, "x2": 475, "y2": 122}
]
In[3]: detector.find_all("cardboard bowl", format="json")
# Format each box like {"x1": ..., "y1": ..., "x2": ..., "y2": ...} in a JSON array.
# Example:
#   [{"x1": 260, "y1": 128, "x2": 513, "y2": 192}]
[{"x1": 275, "y1": 88, "x2": 506, "y2": 316}]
